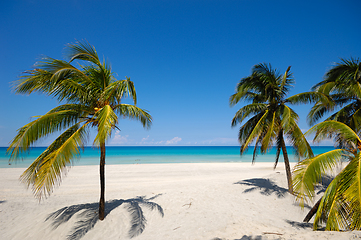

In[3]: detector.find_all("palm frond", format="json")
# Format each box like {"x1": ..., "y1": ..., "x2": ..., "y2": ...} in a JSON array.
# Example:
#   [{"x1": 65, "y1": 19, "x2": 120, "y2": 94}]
[
  {"x1": 287, "y1": 91, "x2": 331, "y2": 105},
  {"x1": 280, "y1": 104, "x2": 298, "y2": 132},
  {"x1": 314, "y1": 173, "x2": 347, "y2": 230},
  {"x1": 66, "y1": 40, "x2": 100, "y2": 65},
  {"x1": 280, "y1": 66, "x2": 291, "y2": 89},
  {"x1": 339, "y1": 153, "x2": 361, "y2": 229},
  {"x1": 293, "y1": 149, "x2": 346, "y2": 207},
  {"x1": 261, "y1": 111, "x2": 276, "y2": 152},
  {"x1": 103, "y1": 78, "x2": 137, "y2": 105},
  {"x1": 312, "y1": 80, "x2": 336, "y2": 93},
  {"x1": 93, "y1": 105, "x2": 118, "y2": 145},
  {"x1": 114, "y1": 104, "x2": 152, "y2": 129},
  {"x1": 82, "y1": 64, "x2": 112, "y2": 92},
  {"x1": 231, "y1": 103, "x2": 267, "y2": 127},
  {"x1": 241, "y1": 110, "x2": 269, "y2": 153},
  {"x1": 287, "y1": 123, "x2": 313, "y2": 159},
  {"x1": 325, "y1": 58, "x2": 360, "y2": 86},
  {"x1": 306, "y1": 121, "x2": 361, "y2": 147},
  {"x1": 281, "y1": 106, "x2": 313, "y2": 159},
  {"x1": 7, "y1": 105, "x2": 86, "y2": 160},
  {"x1": 307, "y1": 101, "x2": 333, "y2": 125},
  {"x1": 350, "y1": 108, "x2": 361, "y2": 133},
  {"x1": 13, "y1": 69, "x2": 54, "y2": 94},
  {"x1": 14, "y1": 57, "x2": 91, "y2": 102},
  {"x1": 309, "y1": 57, "x2": 361, "y2": 126},
  {"x1": 20, "y1": 122, "x2": 89, "y2": 200},
  {"x1": 251, "y1": 130, "x2": 267, "y2": 163},
  {"x1": 229, "y1": 77, "x2": 260, "y2": 106}
]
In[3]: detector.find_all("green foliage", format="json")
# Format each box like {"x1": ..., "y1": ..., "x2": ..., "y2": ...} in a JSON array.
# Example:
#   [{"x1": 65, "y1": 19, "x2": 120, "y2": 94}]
[
  {"x1": 230, "y1": 63, "x2": 314, "y2": 163},
  {"x1": 308, "y1": 57, "x2": 361, "y2": 132},
  {"x1": 7, "y1": 40, "x2": 152, "y2": 200},
  {"x1": 293, "y1": 121, "x2": 361, "y2": 230},
  {"x1": 230, "y1": 63, "x2": 317, "y2": 192}
]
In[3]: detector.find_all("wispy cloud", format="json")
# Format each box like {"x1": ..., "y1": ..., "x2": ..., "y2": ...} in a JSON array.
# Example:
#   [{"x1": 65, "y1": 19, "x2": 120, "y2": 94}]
[
  {"x1": 165, "y1": 137, "x2": 182, "y2": 145},
  {"x1": 135, "y1": 136, "x2": 182, "y2": 145},
  {"x1": 141, "y1": 135, "x2": 150, "y2": 142},
  {"x1": 110, "y1": 131, "x2": 129, "y2": 145}
]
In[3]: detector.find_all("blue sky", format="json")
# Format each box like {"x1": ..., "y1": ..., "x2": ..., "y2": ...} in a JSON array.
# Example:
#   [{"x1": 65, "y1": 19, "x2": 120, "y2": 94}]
[{"x1": 1, "y1": 0, "x2": 360, "y2": 147}]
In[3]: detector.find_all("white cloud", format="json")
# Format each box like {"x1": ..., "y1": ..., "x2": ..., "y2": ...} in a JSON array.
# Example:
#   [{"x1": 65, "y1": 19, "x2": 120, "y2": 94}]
[
  {"x1": 110, "y1": 130, "x2": 129, "y2": 144},
  {"x1": 165, "y1": 137, "x2": 182, "y2": 145},
  {"x1": 141, "y1": 135, "x2": 150, "y2": 142},
  {"x1": 137, "y1": 136, "x2": 182, "y2": 145}
]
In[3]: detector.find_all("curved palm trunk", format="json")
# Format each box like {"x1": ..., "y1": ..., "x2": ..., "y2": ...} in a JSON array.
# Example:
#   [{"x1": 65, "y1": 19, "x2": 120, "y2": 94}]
[
  {"x1": 280, "y1": 135, "x2": 293, "y2": 193},
  {"x1": 303, "y1": 197, "x2": 322, "y2": 222},
  {"x1": 99, "y1": 142, "x2": 106, "y2": 220}
]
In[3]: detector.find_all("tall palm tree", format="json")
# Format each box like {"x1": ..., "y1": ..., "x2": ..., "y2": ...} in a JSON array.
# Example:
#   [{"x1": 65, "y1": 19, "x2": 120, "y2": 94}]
[
  {"x1": 230, "y1": 63, "x2": 316, "y2": 192},
  {"x1": 308, "y1": 58, "x2": 361, "y2": 132},
  {"x1": 7, "y1": 41, "x2": 152, "y2": 220},
  {"x1": 293, "y1": 120, "x2": 361, "y2": 230}
]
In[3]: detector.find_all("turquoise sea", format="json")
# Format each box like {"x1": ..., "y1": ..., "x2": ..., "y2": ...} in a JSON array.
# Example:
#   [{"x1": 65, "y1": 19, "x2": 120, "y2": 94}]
[{"x1": 0, "y1": 146, "x2": 334, "y2": 168}]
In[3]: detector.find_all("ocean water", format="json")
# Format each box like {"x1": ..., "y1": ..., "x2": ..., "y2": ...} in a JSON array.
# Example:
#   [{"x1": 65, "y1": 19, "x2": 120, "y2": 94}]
[{"x1": 0, "y1": 146, "x2": 335, "y2": 168}]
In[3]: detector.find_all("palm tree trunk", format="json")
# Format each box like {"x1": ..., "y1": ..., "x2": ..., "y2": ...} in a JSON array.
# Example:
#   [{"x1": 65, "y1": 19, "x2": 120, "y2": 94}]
[
  {"x1": 303, "y1": 197, "x2": 322, "y2": 222},
  {"x1": 99, "y1": 142, "x2": 106, "y2": 220},
  {"x1": 280, "y1": 135, "x2": 293, "y2": 193}
]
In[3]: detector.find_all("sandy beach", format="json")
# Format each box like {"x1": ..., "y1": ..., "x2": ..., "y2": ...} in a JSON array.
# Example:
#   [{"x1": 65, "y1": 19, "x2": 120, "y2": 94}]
[{"x1": 1, "y1": 162, "x2": 361, "y2": 240}]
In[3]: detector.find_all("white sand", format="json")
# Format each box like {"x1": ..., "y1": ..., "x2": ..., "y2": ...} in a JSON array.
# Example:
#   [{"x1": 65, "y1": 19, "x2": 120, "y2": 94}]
[{"x1": 1, "y1": 162, "x2": 361, "y2": 240}]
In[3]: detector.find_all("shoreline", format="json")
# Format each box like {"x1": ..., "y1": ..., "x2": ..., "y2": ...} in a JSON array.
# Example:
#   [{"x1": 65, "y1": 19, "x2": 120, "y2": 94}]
[
  {"x1": 0, "y1": 161, "x2": 298, "y2": 169},
  {"x1": 1, "y1": 145, "x2": 335, "y2": 168},
  {"x1": 1, "y1": 163, "x2": 360, "y2": 239}
]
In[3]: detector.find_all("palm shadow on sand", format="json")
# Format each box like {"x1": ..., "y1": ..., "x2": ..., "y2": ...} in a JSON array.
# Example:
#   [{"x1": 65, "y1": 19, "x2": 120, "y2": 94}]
[
  {"x1": 45, "y1": 194, "x2": 164, "y2": 240},
  {"x1": 285, "y1": 220, "x2": 313, "y2": 229},
  {"x1": 212, "y1": 235, "x2": 264, "y2": 240},
  {"x1": 234, "y1": 178, "x2": 288, "y2": 198}
]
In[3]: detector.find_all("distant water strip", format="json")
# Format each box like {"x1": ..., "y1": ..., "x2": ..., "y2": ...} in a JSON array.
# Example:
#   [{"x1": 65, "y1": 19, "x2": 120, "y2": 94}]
[{"x1": 0, "y1": 146, "x2": 335, "y2": 168}]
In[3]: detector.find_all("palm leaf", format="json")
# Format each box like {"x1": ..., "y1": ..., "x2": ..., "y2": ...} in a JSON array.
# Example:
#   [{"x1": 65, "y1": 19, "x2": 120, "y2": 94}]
[
  {"x1": 20, "y1": 122, "x2": 89, "y2": 200},
  {"x1": 293, "y1": 149, "x2": 346, "y2": 207},
  {"x1": 93, "y1": 105, "x2": 118, "y2": 145},
  {"x1": 241, "y1": 110, "x2": 269, "y2": 153},
  {"x1": 280, "y1": 66, "x2": 291, "y2": 90},
  {"x1": 286, "y1": 91, "x2": 330, "y2": 105},
  {"x1": 231, "y1": 103, "x2": 267, "y2": 127},
  {"x1": 261, "y1": 111, "x2": 276, "y2": 152},
  {"x1": 114, "y1": 104, "x2": 152, "y2": 129},
  {"x1": 237, "y1": 114, "x2": 263, "y2": 153},
  {"x1": 280, "y1": 104, "x2": 297, "y2": 132},
  {"x1": 103, "y1": 78, "x2": 137, "y2": 105},
  {"x1": 314, "y1": 173, "x2": 347, "y2": 230},
  {"x1": 339, "y1": 153, "x2": 361, "y2": 229},
  {"x1": 307, "y1": 121, "x2": 361, "y2": 146},
  {"x1": 13, "y1": 69, "x2": 54, "y2": 94},
  {"x1": 7, "y1": 105, "x2": 86, "y2": 160},
  {"x1": 66, "y1": 40, "x2": 100, "y2": 65},
  {"x1": 229, "y1": 77, "x2": 259, "y2": 106}
]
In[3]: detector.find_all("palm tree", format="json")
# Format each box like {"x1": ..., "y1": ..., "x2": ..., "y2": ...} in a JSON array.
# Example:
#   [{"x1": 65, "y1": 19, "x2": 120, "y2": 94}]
[
  {"x1": 7, "y1": 41, "x2": 152, "y2": 220},
  {"x1": 308, "y1": 58, "x2": 361, "y2": 132},
  {"x1": 293, "y1": 120, "x2": 361, "y2": 230},
  {"x1": 298, "y1": 57, "x2": 361, "y2": 223},
  {"x1": 230, "y1": 63, "x2": 316, "y2": 192}
]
